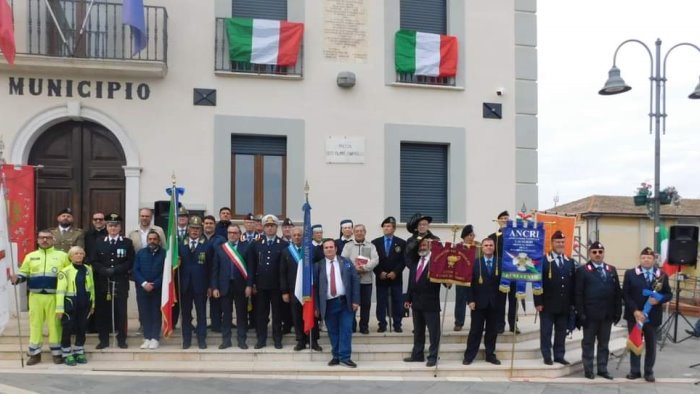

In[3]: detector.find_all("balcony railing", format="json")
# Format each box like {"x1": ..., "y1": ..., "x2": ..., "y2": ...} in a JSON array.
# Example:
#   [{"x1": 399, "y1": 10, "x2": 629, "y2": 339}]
[
  {"x1": 22, "y1": 0, "x2": 167, "y2": 63},
  {"x1": 214, "y1": 18, "x2": 302, "y2": 77},
  {"x1": 396, "y1": 72, "x2": 456, "y2": 87}
]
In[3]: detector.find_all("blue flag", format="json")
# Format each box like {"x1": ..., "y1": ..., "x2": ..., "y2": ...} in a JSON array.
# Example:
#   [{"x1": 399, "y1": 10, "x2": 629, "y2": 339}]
[
  {"x1": 297, "y1": 201, "x2": 315, "y2": 333},
  {"x1": 123, "y1": 0, "x2": 148, "y2": 55}
]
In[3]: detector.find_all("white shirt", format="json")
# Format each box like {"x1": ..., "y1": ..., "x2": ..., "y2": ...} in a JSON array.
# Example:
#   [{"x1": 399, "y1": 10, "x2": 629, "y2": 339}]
[
  {"x1": 139, "y1": 227, "x2": 150, "y2": 250},
  {"x1": 326, "y1": 258, "x2": 346, "y2": 299}
]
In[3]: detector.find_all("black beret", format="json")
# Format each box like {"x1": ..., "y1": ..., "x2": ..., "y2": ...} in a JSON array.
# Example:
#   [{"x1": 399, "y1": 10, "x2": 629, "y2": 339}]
[
  {"x1": 640, "y1": 247, "x2": 655, "y2": 256},
  {"x1": 460, "y1": 225, "x2": 474, "y2": 239},
  {"x1": 282, "y1": 218, "x2": 294, "y2": 227},
  {"x1": 381, "y1": 216, "x2": 397, "y2": 227},
  {"x1": 497, "y1": 210, "x2": 509, "y2": 219},
  {"x1": 589, "y1": 241, "x2": 605, "y2": 250},
  {"x1": 245, "y1": 213, "x2": 255, "y2": 221},
  {"x1": 551, "y1": 230, "x2": 565, "y2": 240},
  {"x1": 57, "y1": 207, "x2": 73, "y2": 216}
]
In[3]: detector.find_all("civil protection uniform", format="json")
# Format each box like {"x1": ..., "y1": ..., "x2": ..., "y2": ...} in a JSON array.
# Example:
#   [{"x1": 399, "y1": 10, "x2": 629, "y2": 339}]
[
  {"x1": 17, "y1": 247, "x2": 69, "y2": 357},
  {"x1": 56, "y1": 263, "x2": 95, "y2": 359}
]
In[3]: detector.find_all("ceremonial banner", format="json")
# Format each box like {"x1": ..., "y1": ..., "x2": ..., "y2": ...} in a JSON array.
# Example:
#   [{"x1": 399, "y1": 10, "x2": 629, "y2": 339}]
[
  {"x1": 429, "y1": 242, "x2": 473, "y2": 286},
  {"x1": 1, "y1": 165, "x2": 34, "y2": 265},
  {"x1": 501, "y1": 220, "x2": 545, "y2": 298},
  {"x1": 0, "y1": 183, "x2": 13, "y2": 335},
  {"x1": 535, "y1": 212, "x2": 576, "y2": 256}
]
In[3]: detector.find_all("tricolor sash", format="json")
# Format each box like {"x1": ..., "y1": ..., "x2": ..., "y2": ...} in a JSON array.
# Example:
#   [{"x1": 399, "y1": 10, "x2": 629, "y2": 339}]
[
  {"x1": 287, "y1": 244, "x2": 303, "y2": 264},
  {"x1": 221, "y1": 242, "x2": 248, "y2": 280}
]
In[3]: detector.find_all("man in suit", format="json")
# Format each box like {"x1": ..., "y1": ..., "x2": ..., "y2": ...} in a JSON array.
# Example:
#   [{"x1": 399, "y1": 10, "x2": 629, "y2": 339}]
[
  {"x1": 51, "y1": 208, "x2": 85, "y2": 253},
  {"x1": 315, "y1": 239, "x2": 360, "y2": 368},
  {"x1": 372, "y1": 216, "x2": 406, "y2": 333},
  {"x1": 403, "y1": 235, "x2": 441, "y2": 367},
  {"x1": 176, "y1": 207, "x2": 190, "y2": 242},
  {"x1": 90, "y1": 213, "x2": 134, "y2": 349},
  {"x1": 178, "y1": 216, "x2": 213, "y2": 349},
  {"x1": 623, "y1": 247, "x2": 672, "y2": 382},
  {"x1": 489, "y1": 210, "x2": 519, "y2": 334},
  {"x1": 281, "y1": 227, "x2": 322, "y2": 352},
  {"x1": 202, "y1": 214, "x2": 226, "y2": 333},
  {"x1": 211, "y1": 223, "x2": 252, "y2": 349},
  {"x1": 534, "y1": 230, "x2": 576, "y2": 365},
  {"x1": 250, "y1": 214, "x2": 288, "y2": 349},
  {"x1": 463, "y1": 237, "x2": 505, "y2": 365},
  {"x1": 575, "y1": 241, "x2": 622, "y2": 380}
]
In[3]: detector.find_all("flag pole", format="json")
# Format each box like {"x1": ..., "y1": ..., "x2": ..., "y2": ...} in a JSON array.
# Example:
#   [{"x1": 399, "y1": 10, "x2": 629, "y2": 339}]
[
  {"x1": 432, "y1": 225, "x2": 460, "y2": 377},
  {"x1": 1, "y1": 173, "x2": 24, "y2": 368},
  {"x1": 304, "y1": 181, "x2": 312, "y2": 361},
  {"x1": 43, "y1": 0, "x2": 71, "y2": 55},
  {"x1": 74, "y1": 0, "x2": 97, "y2": 55}
]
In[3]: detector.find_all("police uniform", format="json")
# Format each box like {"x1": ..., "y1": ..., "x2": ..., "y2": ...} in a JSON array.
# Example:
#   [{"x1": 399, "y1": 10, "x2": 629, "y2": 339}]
[
  {"x1": 371, "y1": 216, "x2": 406, "y2": 332},
  {"x1": 534, "y1": 231, "x2": 576, "y2": 365},
  {"x1": 15, "y1": 246, "x2": 70, "y2": 364},
  {"x1": 574, "y1": 241, "x2": 621, "y2": 379},
  {"x1": 249, "y1": 214, "x2": 288, "y2": 349},
  {"x1": 91, "y1": 213, "x2": 135, "y2": 348}
]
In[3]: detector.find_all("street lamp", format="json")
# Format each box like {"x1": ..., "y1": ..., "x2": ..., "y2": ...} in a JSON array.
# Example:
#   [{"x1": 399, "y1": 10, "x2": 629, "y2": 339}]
[{"x1": 599, "y1": 38, "x2": 700, "y2": 254}]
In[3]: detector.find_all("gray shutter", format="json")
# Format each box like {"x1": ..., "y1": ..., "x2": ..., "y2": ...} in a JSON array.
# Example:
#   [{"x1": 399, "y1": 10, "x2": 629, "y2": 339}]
[
  {"x1": 232, "y1": 0, "x2": 288, "y2": 20},
  {"x1": 400, "y1": 143, "x2": 448, "y2": 223},
  {"x1": 400, "y1": 0, "x2": 447, "y2": 35},
  {"x1": 231, "y1": 135, "x2": 287, "y2": 155}
]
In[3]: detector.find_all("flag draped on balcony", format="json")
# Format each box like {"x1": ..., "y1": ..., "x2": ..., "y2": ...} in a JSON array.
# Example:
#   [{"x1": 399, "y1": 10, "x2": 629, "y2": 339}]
[
  {"x1": 225, "y1": 17, "x2": 303, "y2": 66},
  {"x1": 395, "y1": 29, "x2": 457, "y2": 77},
  {"x1": 0, "y1": 0, "x2": 15, "y2": 64},
  {"x1": 123, "y1": 0, "x2": 148, "y2": 55}
]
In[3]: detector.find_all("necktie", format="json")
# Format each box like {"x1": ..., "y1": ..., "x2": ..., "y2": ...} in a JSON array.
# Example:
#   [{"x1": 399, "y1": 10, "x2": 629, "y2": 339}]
[
  {"x1": 268, "y1": 239, "x2": 273, "y2": 247},
  {"x1": 597, "y1": 266, "x2": 605, "y2": 280},
  {"x1": 646, "y1": 271, "x2": 652, "y2": 285},
  {"x1": 486, "y1": 259, "x2": 492, "y2": 276},
  {"x1": 330, "y1": 261, "x2": 337, "y2": 297},
  {"x1": 416, "y1": 256, "x2": 426, "y2": 282},
  {"x1": 385, "y1": 237, "x2": 391, "y2": 255},
  {"x1": 557, "y1": 255, "x2": 563, "y2": 269},
  {"x1": 110, "y1": 239, "x2": 116, "y2": 246},
  {"x1": 190, "y1": 241, "x2": 196, "y2": 251},
  {"x1": 297, "y1": 247, "x2": 302, "y2": 257}
]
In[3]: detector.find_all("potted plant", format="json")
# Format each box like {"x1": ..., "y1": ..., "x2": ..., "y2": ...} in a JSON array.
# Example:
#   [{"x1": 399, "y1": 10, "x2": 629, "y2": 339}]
[
  {"x1": 659, "y1": 186, "x2": 680, "y2": 205},
  {"x1": 634, "y1": 182, "x2": 652, "y2": 206}
]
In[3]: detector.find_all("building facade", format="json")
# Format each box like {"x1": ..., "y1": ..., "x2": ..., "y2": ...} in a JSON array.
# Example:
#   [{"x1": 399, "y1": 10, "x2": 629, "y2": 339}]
[{"x1": 0, "y1": 0, "x2": 538, "y2": 240}]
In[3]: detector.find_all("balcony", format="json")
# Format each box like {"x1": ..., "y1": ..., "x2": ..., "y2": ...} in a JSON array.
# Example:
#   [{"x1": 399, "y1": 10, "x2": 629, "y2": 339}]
[
  {"x1": 214, "y1": 18, "x2": 302, "y2": 79},
  {"x1": 396, "y1": 72, "x2": 456, "y2": 87},
  {"x1": 1, "y1": 0, "x2": 168, "y2": 78}
]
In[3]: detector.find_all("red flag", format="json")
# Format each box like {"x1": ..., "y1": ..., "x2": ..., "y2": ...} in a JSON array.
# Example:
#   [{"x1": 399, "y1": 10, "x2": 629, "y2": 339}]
[
  {"x1": 1, "y1": 165, "x2": 35, "y2": 264},
  {"x1": 627, "y1": 322, "x2": 644, "y2": 355},
  {"x1": 0, "y1": 0, "x2": 15, "y2": 65},
  {"x1": 429, "y1": 242, "x2": 474, "y2": 285}
]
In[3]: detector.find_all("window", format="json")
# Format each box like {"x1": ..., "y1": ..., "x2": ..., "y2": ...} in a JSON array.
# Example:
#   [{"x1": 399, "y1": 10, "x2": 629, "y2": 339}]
[
  {"x1": 231, "y1": 135, "x2": 287, "y2": 218},
  {"x1": 400, "y1": 143, "x2": 448, "y2": 223},
  {"x1": 232, "y1": 0, "x2": 287, "y2": 20}
]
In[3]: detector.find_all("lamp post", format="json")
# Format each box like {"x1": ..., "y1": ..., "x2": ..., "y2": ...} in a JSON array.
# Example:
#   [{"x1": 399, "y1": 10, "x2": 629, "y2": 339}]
[{"x1": 599, "y1": 38, "x2": 700, "y2": 254}]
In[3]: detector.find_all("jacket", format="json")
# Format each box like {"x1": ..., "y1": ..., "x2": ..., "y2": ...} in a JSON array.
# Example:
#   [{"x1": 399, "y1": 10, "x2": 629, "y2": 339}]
[
  {"x1": 405, "y1": 252, "x2": 441, "y2": 312},
  {"x1": 210, "y1": 240, "x2": 252, "y2": 295},
  {"x1": 18, "y1": 247, "x2": 70, "y2": 294},
  {"x1": 371, "y1": 235, "x2": 406, "y2": 286},
  {"x1": 533, "y1": 252, "x2": 576, "y2": 314},
  {"x1": 314, "y1": 256, "x2": 360, "y2": 318},
  {"x1": 56, "y1": 263, "x2": 95, "y2": 313},
  {"x1": 133, "y1": 246, "x2": 166, "y2": 290},
  {"x1": 50, "y1": 227, "x2": 85, "y2": 253},
  {"x1": 178, "y1": 236, "x2": 213, "y2": 295},
  {"x1": 466, "y1": 256, "x2": 505, "y2": 310},
  {"x1": 127, "y1": 225, "x2": 166, "y2": 251},
  {"x1": 575, "y1": 261, "x2": 622, "y2": 322},
  {"x1": 341, "y1": 239, "x2": 379, "y2": 284},
  {"x1": 622, "y1": 266, "x2": 672, "y2": 327}
]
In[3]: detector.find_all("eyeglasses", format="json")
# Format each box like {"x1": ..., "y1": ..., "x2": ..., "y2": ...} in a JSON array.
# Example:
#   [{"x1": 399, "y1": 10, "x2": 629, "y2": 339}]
[
  {"x1": 227, "y1": 231, "x2": 240, "y2": 235},
  {"x1": 93, "y1": 218, "x2": 104, "y2": 221},
  {"x1": 590, "y1": 250, "x2": 604, "y2": 255},
  {"x1": 38, "y1": 236, "x2": 53, "y2": 240}
]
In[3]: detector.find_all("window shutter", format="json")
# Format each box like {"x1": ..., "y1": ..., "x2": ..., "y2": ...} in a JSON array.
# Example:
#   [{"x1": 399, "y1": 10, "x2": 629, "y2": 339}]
[
  {"x1": 399, "y1": 0, "x2": 447, "y2": 35},
  {"x1": 231, "y1": 135, "x2": 287, "y2": 155},
  {"x1": 400, "y1": 143, "x2": 448, "y2": 223},
  {"x1": 232, "y1": 0, "x2": 288, "y2": 20}
]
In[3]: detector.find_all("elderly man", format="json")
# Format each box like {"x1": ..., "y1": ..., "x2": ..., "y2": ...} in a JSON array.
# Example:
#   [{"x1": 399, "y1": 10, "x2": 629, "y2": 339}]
[
  {"x1": 51, "y1": 208, "x2": 85, "y2": 253},
  {"x1": 128, "y1": 208, "x2": 165, "y2": 251},
  {"x1": 575, "y1": 241, "x2": 621, "y2": 380},
  {"x1": 372, "y1": 216, "x2": 406, "y2": 333},
  {"x1": 342, "y1": 224, "x2": 378, "y2": 334},
  {"x1": 10, "y1": 230, "x2": 70, "y2": 365}
]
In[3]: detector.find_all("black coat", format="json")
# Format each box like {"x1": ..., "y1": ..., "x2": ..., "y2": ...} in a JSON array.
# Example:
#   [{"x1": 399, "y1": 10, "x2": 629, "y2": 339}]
[
  {"x1": 210, "y1": 241, "x2": 252, "y2": 295},
  {"x1": 622, "y1": 267, "x2": 672, "y2": 327},
  {"x1": 178, "y1": 237, "x2": 213, "y2": 295},
  {"x1": 405, "y1": 253, "x2": 441, "y2": 312},
  {"x1": 466, "y1": 256, "x2": 504, "y2": 310},
  {"x1": 250, "y1": 236, "x2": 288, "y2": 290},
  {"x1": 84, "y1": 227, "x2": 107, "y2": 258},
  {"x1": 575, "y1": 261, "x2": 622, "y2": 322},
  {"x1": 533, "y1": 252, "x2": 576, "y2": 314},
  {"x1": 90, "y1": 236, "x2": 135, "y2": 294},
  {"x1": 280, "y1": 243, "x2": 304, "y2": 295},
  {"x1": 371, "y1": 235, "x2": 406, "y2": 286}
]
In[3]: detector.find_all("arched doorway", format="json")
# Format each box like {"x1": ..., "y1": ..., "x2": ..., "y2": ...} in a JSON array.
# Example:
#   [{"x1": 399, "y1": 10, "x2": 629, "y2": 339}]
[{"x1": 28, "y1": 120, "x2": 126, "y2": 232}]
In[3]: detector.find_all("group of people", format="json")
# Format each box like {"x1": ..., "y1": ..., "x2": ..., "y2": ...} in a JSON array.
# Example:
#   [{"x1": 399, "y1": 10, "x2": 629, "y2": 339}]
[{"x1": 8, "y1": 207, "x2": 673, "y2": 381}]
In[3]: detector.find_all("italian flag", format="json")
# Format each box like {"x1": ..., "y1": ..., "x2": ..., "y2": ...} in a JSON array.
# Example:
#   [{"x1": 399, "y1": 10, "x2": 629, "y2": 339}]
[
  {"x1": 160, "y1": 188, "x2": 180, "y2": 338},
  {"x1": 226, "y1": 17, "x2": 303, "y2": 66},
  {"x1": 659, "y1": 225, "x2": 680, "y2": 275},
  {"x1": 395, "y1": 29, "x2": 457, "y2": 77}
]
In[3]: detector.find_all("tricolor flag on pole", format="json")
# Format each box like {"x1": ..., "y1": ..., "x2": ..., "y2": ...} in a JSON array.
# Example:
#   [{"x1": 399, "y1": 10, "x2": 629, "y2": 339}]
[
  {"x1": 161, "y1": 182, "x2": 183, "y2": 338},
  {"x1": 395, "y1": 29, "x2": 458, "y2": 77},
  {"x1": 123, "y1": 0, "x2": 148, "y2": 55},
  {"x1": 225, "y1": 17, "x2": 304, "y2": 66},
  {"x1": 295, "y1": 200, "x2": 315, "y2": 334},
  {"x1": 0, "y1": 0, "x2": 15, "y2": 65},
  {"x1": 659, "y1": 225, "x2": 680, "y2": 275}
]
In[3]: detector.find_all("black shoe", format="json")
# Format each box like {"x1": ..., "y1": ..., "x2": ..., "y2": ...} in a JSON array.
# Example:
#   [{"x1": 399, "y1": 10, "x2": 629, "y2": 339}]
[
  {"x1": 462, "y1": 359, "x2": 473, "y2": 365},
  {"x1": 553, "y1": 358, "x2": 570, "y2": 365},
  {"x1": 485, "y1": 356, "x2": 501, "y2": 365},
  {"x1": 254, "y1": 343, "x2": 266, "y2": 349},
  {"x1": 394, "y1": 327, "x2": 403, "y2": 333},
  {"x1": 543, "y1": 358, "x2": 553, "y2": 365},
  {"x1": 274, "y1": 342, "x2": 283, "y2": 349},
  {"x1": 426, "y1": 359, "x2": 437, "y2": 367},
  {"x1": 340, "y1": 359, "x2": 357, "y2": 368},
  {"x1": 509, "y1": 328, "x2": 521, "y2": 335},
  {"x1": 95, "y1": 342, "x2": 109, "y2": 350},
  {"x1": 118, "y1": 342, "x2": 128, "y2": 349},
  {"x1": 685, "y1": 329, "x2": 700, "y2": 337},
  {"x1": 626, "y1": 373, "x2": 641, "y2": 380},
  {"x1": 219, "y1": 342, "x2": 232, "y2": 350},
  {"x1": 294, "y1": 342, "x2": 305, "y2": 351},
  {"x1": 328, "y1": 358, "x2": 340, "y2": 366},
  {"x1": 644, "y1": 374, "x2": 655, "y2": 382},
  {"x1": 403, "y1": 356, "x2": 425, "y2": 362},
  {"x1": 311, "y1": 343, "x2": 323, "y2": 352},
  {"x1": 377, "y1": 327, "x2": 387, "y2": 333},
  {"x1": 597, "y1": 372, "x2": 613, "y2": 380},
  {"x1": 238, "y1": 342, "x2": 248, "y2": 349},
  {"x1": 497, "y1": 328, "x2": 505, "y2": 334},
  {"x1": 360, "y1": 329, "x2": 369, "y2": 335},
  {"x1": 182, "y1": 343, "x2": 191, "y2": 350},
  {"x1": 585, "y1": 371, "x2": 595, "y2": 380},
  {"x1": 211, "y1": 328, "x2": 222, "y2": 333},
  {"x1": 198, "y1": 342, "x2": 207, "y2": 350}
]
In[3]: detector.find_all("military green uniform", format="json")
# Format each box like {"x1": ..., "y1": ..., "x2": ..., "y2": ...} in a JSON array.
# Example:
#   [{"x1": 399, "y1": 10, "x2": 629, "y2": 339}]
[{"x1": 51, "y1": 227, "x2": 85, "y2": 253}]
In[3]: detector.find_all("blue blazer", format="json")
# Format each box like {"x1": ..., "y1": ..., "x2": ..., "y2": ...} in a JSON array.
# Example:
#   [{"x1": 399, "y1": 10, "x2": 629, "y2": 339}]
[
  {"x1": 314, "y1": 256, "x2": 360, "y2": 318},
  {"x1": 178, "y1": 237, "x2": 213, "y2": 295},
  {"x1": 210, "y1": 241, "x2": 252, "y2": 294},
  {"x1": 133, "y1": 246, "x2": 165, "y2": 290},
  {"x1": 622, "y1": 267, "x2": 671, "y2": 327},
  {"x1": 466, "y1": 256, "x2": 505, "y2": 310}
]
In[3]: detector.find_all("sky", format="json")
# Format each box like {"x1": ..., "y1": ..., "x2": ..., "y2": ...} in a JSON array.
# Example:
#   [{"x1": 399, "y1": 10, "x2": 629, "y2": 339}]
[{"x1": 537, "y1": 0, "x2": 700, "y2": 210}]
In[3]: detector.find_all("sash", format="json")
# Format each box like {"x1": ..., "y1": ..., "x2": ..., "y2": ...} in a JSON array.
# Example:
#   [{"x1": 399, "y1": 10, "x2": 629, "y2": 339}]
[
  {"x1": 287, "y1": 244, "x2": 303, "y2": 264},
  {"x1": 221, "y1": 242, "x2": 248, "y2": 280}
]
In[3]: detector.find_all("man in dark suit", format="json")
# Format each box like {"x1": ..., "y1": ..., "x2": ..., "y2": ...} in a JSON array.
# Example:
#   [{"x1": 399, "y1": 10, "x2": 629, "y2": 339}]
[
  {"x1": 534, "y1": 230, "x2": 576, "y2": 366},
  {"x1": 250, "y1": 214, "x2": 288, "y2": 349},
  {"x1": 211, "y1": 223, "x2": 252, "y2": 349},
  {"x1": 463, "y1": 238, "x2": 505, "y2": 365},
  {"x1": 178, "y1": 216, "x2": 213, "y2": 349},
  {"x1": 489, "y1": 210, "x2": 518, "y2": 334},
  {"x1": 90, "y1": 213, "x2": 135, "y2": 349},
  {"x1": 314, "y1": 239, "x2": 360, "y2": 368},
  {"x1": 281, "y1": 227, "x2": 322, "y2": 352},
  {"x1": 575, "y1": 241, "x2": 622, "y2": 380},
  {"x1": 372, "y1": 216, "x2": 406, "y2": 333},
  {"x1": 623, "y1": 247, "x2": 672, "y2": 382},
  {"x1": 403, "y1": 235, "x2": 441, "y2": 367}
]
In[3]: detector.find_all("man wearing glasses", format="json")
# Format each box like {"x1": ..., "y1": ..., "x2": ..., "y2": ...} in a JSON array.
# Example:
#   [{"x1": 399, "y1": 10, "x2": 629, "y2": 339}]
[
  {"x1": 575, "y1": 241, "x2": 621, "y2": 380},
  {"x1": 84, "y1": 212, "x2": 107, "y2": 259}
]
